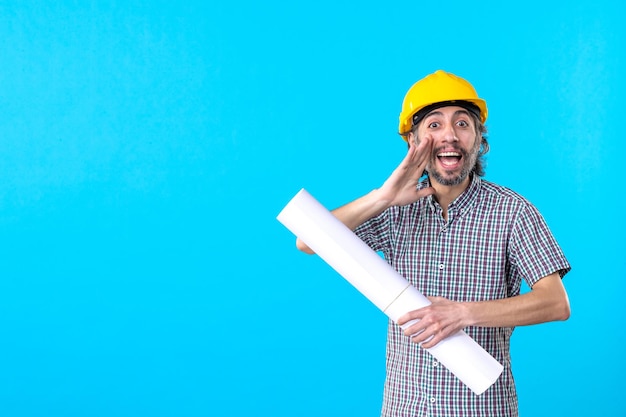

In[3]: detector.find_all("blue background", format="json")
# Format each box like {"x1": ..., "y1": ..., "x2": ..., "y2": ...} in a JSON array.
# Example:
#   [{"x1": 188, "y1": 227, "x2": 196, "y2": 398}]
[{"x1": 0, "y1": 1, "x2": 624, "y2": 416}]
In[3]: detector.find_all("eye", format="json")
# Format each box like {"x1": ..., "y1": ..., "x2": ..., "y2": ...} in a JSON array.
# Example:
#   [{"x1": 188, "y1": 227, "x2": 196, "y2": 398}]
[
  {"x1": 456, "y1": 119, "x2": 469, "y2": 128},
  {"x1": 428, "y1": 121, "x2": 440, "y2": 129}
]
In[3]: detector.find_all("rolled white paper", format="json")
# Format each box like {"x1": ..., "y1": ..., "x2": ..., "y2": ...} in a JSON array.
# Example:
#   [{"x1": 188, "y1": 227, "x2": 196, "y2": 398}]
[{"x1": 277, "y1": 188, "x2": 503, "y2": 395}]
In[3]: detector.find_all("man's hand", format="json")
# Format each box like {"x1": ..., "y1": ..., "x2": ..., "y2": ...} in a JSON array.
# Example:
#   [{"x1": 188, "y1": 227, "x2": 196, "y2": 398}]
[
  {"x1": 378, "y1": 134, "x2": 435, "y2": 207},
  {"x1": 396, "y1": 273, "x2": 570, "y2": 349},
  {"x1": 296, "y1": 133, "x2": 435, "y2": 254},
  {"x1": 397, "y1": 296, "x2": 470, "y2": 349}
]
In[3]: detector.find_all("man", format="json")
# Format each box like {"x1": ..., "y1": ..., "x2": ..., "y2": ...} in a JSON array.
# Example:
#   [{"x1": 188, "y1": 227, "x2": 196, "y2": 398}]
[{"x1": 296, "y1": 70, "x2": 570, "y2": 416}]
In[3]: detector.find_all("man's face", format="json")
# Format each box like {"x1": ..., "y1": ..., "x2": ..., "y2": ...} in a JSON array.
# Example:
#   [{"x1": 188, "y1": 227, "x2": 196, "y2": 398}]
[{"x1": 412, "y1": 106, "x2": 481, "y2": 187}]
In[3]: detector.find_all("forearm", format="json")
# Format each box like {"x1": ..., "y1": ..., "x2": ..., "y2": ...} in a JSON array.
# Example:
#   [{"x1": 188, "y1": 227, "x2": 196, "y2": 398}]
[
  {"x1": 295, "y1": 188, "x2": 390, "y2": 254},
  {"x1": 331, "y1": 189, "x2": 392, "y2": 230},
  {"x1": 465, "y1": 273, "x2": 570, "y2": 328},
  {"x1": 399, "y1": 273, "x2": 570, "y2": 348},
  {"x1": 296, "y1": 137, "x2": 435, "y2": 254}
]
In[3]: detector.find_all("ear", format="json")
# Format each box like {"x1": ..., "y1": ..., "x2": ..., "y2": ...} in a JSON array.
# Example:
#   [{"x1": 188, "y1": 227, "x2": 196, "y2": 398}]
[{"x1": 408, "y1": 131, "x2": 418, "y2": 147}]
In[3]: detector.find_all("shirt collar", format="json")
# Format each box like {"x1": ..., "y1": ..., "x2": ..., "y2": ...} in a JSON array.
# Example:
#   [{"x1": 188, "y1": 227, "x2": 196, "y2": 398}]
[
  {"x1": 450, "y1": 173, "x2": 481, "y2": 213},
  {"x1": 423, "y1": 174, "x2": 481, "y2": 215}
]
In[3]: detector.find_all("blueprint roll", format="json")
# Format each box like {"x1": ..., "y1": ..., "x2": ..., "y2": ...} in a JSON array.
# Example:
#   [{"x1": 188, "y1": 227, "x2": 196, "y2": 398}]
[{"x1": 277, "y1": 188, "x2": 503, "y2": 395}]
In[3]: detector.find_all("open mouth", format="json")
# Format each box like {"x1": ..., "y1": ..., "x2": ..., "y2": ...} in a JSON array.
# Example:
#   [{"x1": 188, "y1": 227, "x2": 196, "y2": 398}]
[{"x1": 437, "y1": 151, "x2": 462, "y2": 168}]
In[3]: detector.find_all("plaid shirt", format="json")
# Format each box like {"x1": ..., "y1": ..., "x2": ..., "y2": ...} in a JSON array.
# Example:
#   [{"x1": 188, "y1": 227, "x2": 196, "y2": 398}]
[{"x1": 354, "y1": 174, "x2": 570, "y2": 417}]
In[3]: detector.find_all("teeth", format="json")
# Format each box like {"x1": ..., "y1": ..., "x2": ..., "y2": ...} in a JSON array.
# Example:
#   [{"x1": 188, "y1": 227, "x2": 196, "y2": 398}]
[{"x1": 438, "y1": 152, "x2": 460, "y2": 157}]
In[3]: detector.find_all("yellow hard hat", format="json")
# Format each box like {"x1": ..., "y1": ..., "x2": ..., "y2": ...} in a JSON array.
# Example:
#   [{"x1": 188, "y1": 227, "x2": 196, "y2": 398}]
[{"x1": 398, "y1": 70, "x2": 488, "y2": 140}]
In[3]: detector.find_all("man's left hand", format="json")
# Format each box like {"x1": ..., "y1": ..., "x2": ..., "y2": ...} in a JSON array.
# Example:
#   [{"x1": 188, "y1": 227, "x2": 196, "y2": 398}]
[{"x1": 397, "y1": 296, "x2": 471, "y2": 349}]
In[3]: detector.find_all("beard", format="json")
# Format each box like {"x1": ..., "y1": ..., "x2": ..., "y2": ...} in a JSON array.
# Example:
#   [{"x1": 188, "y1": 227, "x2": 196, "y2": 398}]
[{"x1": 427, "y1": 142, "x2": 480, "y2": 186}]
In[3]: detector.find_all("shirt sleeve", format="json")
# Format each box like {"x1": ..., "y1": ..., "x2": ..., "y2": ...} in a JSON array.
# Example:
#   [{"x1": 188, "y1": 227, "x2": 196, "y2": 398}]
[
  {"x1": 509, "y1": 202, "x2": 571, "y2": 287},
  {"x1": 353, "y1": 208, "x2": 392, "y2": 256}
]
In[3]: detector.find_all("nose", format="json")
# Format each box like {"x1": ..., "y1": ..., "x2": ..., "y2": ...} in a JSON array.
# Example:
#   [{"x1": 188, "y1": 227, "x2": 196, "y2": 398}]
[{"x1": 442, "y1": 123, "x2": 458, "y2": 142}]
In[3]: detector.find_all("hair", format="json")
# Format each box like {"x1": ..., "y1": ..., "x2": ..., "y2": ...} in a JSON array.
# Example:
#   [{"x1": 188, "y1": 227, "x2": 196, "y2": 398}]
[
  {"x1": 409, "y1": 111, "x2": 490, "y2": 177},
  {"x1": 469, "y1": 113, "x2": 489, "y2": 177}
]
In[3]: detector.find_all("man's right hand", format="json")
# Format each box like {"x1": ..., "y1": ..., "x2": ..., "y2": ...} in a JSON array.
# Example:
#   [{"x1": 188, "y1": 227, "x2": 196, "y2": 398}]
[
  {"x1": 377, "y1": 133, "x2": 435, "y2": 207},
  {"x1": 296, "y1": 133, "x2": 434, "y2": 254}
]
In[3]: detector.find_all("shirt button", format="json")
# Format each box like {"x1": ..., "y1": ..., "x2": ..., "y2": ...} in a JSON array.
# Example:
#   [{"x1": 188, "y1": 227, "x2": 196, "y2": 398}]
[
  {"x1": 438, "y1": 263, "x2": 444, "y2": 270},
  {"x1": 433, "y1": 361, "x2": 439, "y2": 367},
  {"x1": 430, "y1": 397, "x2": 436, "y2": 403}
]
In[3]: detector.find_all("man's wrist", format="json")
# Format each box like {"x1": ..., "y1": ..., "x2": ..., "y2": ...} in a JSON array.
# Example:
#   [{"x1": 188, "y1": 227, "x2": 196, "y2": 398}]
[{"x1": 367, "y1": 188, "x2": 393, "y2": 212}]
